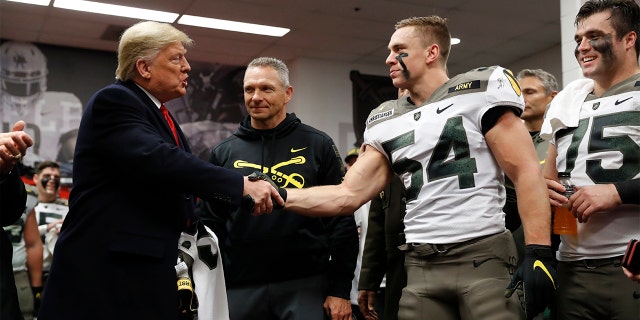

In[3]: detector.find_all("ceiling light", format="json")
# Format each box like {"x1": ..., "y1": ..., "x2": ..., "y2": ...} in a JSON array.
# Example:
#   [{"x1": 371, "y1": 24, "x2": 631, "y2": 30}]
[
  {"x1": 3, "y1": 0, "x2": 51, "y2": 5},
  {"x1": 53, "y1": 0, "x2": 179, "y2": 23},
  {"x1": 178, "y1": 15, "x2": 290, "y2": 37},
  {"x1": 451, "y1": 38, "x2": 461, "y2": 45}
]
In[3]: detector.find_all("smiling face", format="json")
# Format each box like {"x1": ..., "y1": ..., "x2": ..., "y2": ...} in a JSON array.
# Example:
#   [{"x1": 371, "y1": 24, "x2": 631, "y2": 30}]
[
  {"x1": 34, "y1": 166, "x2": 61, "y2": 202},
  {"x1": 243, "y1": 66, "x2": 292, "y2": 129},
  {"x1": 141, "y1": 42, "x2": 191, "y2": 103},
  {"x1": 574, "y1": 11, "x2": 626, "y2": 82}
]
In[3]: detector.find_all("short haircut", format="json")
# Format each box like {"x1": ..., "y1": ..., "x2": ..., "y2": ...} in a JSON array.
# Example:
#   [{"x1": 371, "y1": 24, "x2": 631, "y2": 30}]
[
  {"x1": 576, "y1": 0, "x2": 640, "y2": 59},
  {"x1": 517, "y1": 69, "x2": 559, "y2": 96},
  {"x1": 35, "y1": 160, "x2": 60, "y2": 174},
  {"x1": 246, "y1": 57, "x2": 290, "y2": 88},
  {"x1": 115, "y1": 21, "x2": 194, "y2": 81},
  {"x1": 395, "y1": 16, "x2": 452, "y2": 65}
]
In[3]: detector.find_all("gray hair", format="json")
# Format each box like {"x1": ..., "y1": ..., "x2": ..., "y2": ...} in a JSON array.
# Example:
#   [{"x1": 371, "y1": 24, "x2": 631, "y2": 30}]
[
  {"x1": 115, "y1": 21, "x2": 194, "y2": 81},
  {"x1": 517, "y1": 69, "x2": 559, "y2": 96},
  {"x1": 246, "y1": 57, "x2": 290, "y2": 87}
]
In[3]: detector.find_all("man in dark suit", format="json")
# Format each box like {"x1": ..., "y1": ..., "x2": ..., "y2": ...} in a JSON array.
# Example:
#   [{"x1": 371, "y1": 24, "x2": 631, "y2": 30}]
[
  {"x1": 358, "y1": 176, "x2": 407, "y2": 320},
  {"x1": 38, "y1": 21, "x2": 284, "y2": 320},
  {"x1": 1, "y1": 120, "x2": 34, "y2": 320}
]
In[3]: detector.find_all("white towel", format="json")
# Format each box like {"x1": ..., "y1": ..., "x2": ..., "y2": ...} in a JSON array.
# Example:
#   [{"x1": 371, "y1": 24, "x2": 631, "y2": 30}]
[{"x1": 540, "y1": 78, "x2": 594, "y2": 140}]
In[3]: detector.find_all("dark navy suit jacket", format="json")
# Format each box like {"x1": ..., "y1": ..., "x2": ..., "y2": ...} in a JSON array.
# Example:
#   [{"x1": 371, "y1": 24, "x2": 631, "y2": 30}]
[
  {"x1": 1, "y1": 168, "x2": 27, "y2": 320},
  {"x1": 39, "y1": 80, "x2": 244, "y2": 320}
]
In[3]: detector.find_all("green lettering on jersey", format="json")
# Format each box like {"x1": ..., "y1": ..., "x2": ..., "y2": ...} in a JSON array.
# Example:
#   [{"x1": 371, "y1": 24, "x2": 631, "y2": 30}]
[{"x1": 559, "y1": 111, "x2": 640, "y2": 182}]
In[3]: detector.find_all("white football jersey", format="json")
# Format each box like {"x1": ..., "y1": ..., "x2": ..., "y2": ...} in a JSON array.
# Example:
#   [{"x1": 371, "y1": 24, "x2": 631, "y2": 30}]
[
  {"x1": 178, "y1": 224, "x2": 229, "y2": 320},
  {"x1": 34, "y1": 201, "x2": 69, "y2": 270},
  {"x1": 364, "y1": 66, "x2": 524, "y2": 244},
  {"x1": 1, "y1": 91, "x2": 82, "y2": 165},
  {"x1": 549, "y1": 75, "x2": 640, "y2": 261}
]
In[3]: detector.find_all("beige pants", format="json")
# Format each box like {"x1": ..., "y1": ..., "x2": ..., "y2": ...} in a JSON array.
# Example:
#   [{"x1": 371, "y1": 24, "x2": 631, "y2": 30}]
[
  {"x1": 14, "y1": 270, "x2": 34, "y2": 320},
  {"x1": 398, "y1": 230, "x2": 523, "y2": 320}
]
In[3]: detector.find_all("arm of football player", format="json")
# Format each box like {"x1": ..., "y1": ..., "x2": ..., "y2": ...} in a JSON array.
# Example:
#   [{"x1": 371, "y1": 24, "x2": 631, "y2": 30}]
[
  {"x1": 24, "y1": 209, "x2": 43, "y2": 288},
  {"x1": 489, "y1": 111, "x2": 556, "y2": 319},
  {"x1": 284, "y1": 145, "x2": 393, "y2": 217},
  {"x1": 541, "y1": 144, "x2": 568, "y2": 209},
  {"x1": 487, "y1": 111, "x2": 551, "y2": 245}
]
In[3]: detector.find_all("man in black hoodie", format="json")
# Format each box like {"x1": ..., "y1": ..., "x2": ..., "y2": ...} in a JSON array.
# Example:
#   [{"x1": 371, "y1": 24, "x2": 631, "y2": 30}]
[{"x1": 201, "y1": 57, "x2": 358, "y2": 320}]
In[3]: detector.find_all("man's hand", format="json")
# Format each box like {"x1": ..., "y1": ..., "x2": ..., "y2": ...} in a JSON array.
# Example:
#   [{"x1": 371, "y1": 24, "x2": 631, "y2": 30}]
[
  {"x1": 323, "y1": 296, "x2": 352, "y2": 320},
  {"x1": 242, "y1": 174, "x2": 285, "y2": 215},
  {"x1": 505, "y1": 245, "x2": 557, "y2": 320},
  {"x1": 0, "y1": 121, "x2": 34, "y2": 174},
  {"x1": 623, "y1": 266, "x2": 640, "y2": 282},
  {"x1": 357, "y1": 290, "x2": 379, "y2": 320},
  {"x1": 247, "y1": 171, "x2": 287, "y2": 210},
  {"x1": 569, "y1": 184, "x2": 621, "y2": 222},
  {"x1": 545, "y1": 178, "x2": 569, "y2": 208}
]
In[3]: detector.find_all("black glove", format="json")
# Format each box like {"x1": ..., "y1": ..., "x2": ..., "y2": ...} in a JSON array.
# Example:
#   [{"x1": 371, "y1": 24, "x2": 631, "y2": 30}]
[
  {"x1": 504, "y1": 245, "x2": 557, "y2": 319},
  {"x1": 248, "y1": 171, "x2": 287, "y2": 209},
  {"x1": 177, "y1": 251, "x2": 198, "y2": 320},
  {"x1": 177, "y1": 276, "x2": 198, "y2": 320},
  {"x1": 32, "y1": 286, "x2": 42, "y2": 317}
]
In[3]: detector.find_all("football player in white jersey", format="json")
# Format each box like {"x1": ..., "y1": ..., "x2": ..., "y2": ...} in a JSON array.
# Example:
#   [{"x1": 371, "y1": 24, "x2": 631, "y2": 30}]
[
  {"x1": 0, "y1": 41, "x2": 83, "y2": 168},
  {"x1": 541, "y1": 0, "x2": 640, "y2": 319},
  {"x1": 280, "y1": 16, "x2": 555, "y2": 320},
  {"x1": 4, "y1": 160, "x2": 67, "y2": 318}
]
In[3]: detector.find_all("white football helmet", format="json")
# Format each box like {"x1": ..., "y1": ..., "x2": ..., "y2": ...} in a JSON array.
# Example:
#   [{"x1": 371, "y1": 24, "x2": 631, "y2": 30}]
[{"x1": 0, "y1": 41, "x2": 48, "y2": 115}]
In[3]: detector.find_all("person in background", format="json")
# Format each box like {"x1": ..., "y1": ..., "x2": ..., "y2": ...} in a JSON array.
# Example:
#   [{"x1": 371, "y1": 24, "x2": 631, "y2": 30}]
[
  {"x1": 6, "y1": 160, "x2": 68, "y2": 320},
  {"x1": 540, "y1": 0, "x2": 640, "y2": 319},
  {"x1": 37, "y1": 21, "x2": 283, "y2": 320},
  {"x1": 200, "y1": 57, "x2": 357, "y2": 320},
  {"x1": 4, "y1": 180, "x2": 41, "y2": 320},
  {"x1": 358, "y1": 89, "x2": 410, "y2": 320},
  {"x1": 280, "y1": 16, "x2": 556, "y2": 320},
  {"x1": 503, "y1": 69, "x2": 559, "y2": 266},
  {"x1": 0, "y1": 120, "x2": 34, "y2": 320},
  {"x1": 344, "y1": 148, "x2": 359, "y2": 172},
  {"x1": 345, "y1": 147, "x2": 370, "y2": 320},
  {"x1": 3, "y1": 161, "x2": 66, "y2": 319}
]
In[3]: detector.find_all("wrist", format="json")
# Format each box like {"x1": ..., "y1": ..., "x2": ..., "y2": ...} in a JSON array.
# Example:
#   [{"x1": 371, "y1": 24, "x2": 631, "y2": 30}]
[
  {"x1": 525, "y1": 244, "x2": 554, "y2": 258},
  {"x1": 31, "y1": 286, "x2": 42, "y2": 295},
  {"x1": 0, "y1": 167, "x2": 14, "y2": 178}
]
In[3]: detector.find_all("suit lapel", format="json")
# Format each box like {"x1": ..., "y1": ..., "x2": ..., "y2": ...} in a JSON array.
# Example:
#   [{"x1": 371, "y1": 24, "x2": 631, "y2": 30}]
[{"x1": 121, "y1": 80, "x2": 189, "y2": 152}]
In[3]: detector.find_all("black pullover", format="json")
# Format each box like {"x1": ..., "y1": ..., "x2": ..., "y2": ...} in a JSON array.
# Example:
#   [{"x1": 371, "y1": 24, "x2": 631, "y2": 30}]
[{"x1": 201, "y1": 113, "x2": 358, "y2": 299}]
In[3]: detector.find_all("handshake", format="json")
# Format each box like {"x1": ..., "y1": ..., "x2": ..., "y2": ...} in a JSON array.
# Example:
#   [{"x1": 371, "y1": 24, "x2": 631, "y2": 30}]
[{"x1": 241, "y1": 171, "x2": 287, "y2": 214}]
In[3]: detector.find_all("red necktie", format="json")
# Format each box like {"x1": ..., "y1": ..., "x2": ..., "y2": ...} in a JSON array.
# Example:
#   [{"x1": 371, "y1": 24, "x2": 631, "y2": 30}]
[{"x1": 160, "y1": 104, "x2": 180, "y2": 146}]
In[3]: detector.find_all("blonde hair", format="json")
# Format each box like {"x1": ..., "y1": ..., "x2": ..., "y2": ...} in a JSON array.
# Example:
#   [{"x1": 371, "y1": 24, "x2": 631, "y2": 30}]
[
  {"x1": 395, "y1": 16, "x2": 451, "y2": 65},
  {"x1": 115, "y1": 21, "x2": 194, "y2": 81}
]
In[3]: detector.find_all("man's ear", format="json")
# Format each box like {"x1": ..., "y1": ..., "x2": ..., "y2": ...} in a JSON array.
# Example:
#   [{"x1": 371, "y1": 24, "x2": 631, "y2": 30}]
[
  {"x1": 136, "y1": 59, "x2": 151, "y2": 79},
  {"x1": 284, "y1": 86, "x2": 293, "y2": 104},
  {"x1": 424, "y1": 44, "x2": 440, "y2": 65},
  {"x1": 623, "y1": 30, "x2": 637, "y2": 53}
]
